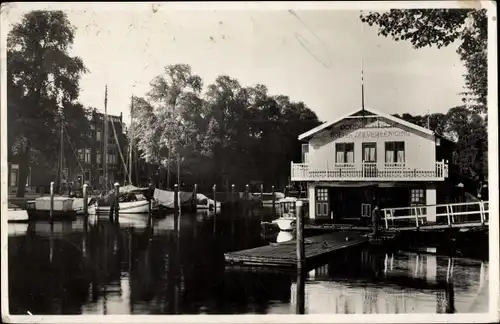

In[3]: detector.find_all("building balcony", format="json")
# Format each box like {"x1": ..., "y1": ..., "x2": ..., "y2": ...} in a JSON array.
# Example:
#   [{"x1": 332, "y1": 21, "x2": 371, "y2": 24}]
[{"x1": 291, "y1": 161, "x2": 448, "y2": 182}]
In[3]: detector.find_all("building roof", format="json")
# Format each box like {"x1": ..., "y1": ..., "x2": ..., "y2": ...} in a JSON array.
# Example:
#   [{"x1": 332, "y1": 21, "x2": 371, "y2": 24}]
[{"x1": 298, "y1": 107, "x2": 435, "y2": 141}]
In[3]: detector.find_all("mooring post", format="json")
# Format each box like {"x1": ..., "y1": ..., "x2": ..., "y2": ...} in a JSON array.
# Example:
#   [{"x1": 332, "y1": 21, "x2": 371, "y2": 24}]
[
  {"x1": 296, "y1": 200, "x2": 305, "y2": 265},
  {"x1": 296, "y1": 265, "x2": 305, "y2": 314},
  {"x1": 272, "y1": 185, "x2": 276, "y2": 212},
  {"x1": 213, "y1": 184, "x2": 217, "y2": 211},
  {"x1": 231, "y1": 184, "x2": 235, "y2": 209},
  {"x1": 83, "y1": 184, "x2": 88, "y2": 216},
  {"x1": 114, "y1": 182, "x2": 120, "y2": 222},
  {"x1": 193, "y1": 184, "x2": 198, "y2": 212},
  {"x1": 50, "y1": 181, "x2": 55, "y2": 224},
  {"x1": 260, "y1": 184, "x2": 264, "y2": 208},
  {"x1": 174, "y1": 184, "x2": 179, "y2": 212}
]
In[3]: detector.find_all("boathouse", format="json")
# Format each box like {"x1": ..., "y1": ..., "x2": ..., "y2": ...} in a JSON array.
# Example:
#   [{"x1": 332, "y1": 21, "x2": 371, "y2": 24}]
[{"x1": 291, "y1": 108, "x2": 456, "y2": 223}]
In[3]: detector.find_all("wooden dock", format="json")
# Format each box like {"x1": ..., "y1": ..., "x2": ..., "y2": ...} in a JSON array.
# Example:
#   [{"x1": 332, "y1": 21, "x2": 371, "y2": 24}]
[{"x1": 224, "y1": 232, "x2": 368, "y2": 267}]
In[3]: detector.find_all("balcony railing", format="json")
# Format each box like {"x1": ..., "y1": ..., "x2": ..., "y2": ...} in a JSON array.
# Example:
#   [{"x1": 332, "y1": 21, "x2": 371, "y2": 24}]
[{"x1": 291, "y1": 160, "x2": 448, "y2": 181}]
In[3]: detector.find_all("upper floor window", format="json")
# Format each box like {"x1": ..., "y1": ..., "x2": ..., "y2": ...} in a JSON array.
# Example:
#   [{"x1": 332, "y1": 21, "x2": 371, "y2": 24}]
[
  {"x1": 84, "y1": 148, "x2": 91, "y2": 163},
  {"x1": 335, "y1": 143, "x2": 354, "y2": 163},
  {"x1": 96, "y1": 129, "x2": 102, "y2": 141},
  {"x1": 301, "y1": 144, "x2": 309, "y2": 163},
  {"x1": 385, "y1": 141, "x2": 405, "y2": 163}
]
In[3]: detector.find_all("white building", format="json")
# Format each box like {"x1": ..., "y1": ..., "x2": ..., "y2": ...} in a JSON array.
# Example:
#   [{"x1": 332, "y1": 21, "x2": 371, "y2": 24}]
[{"x1": 291, "y1": 108, "x2": 456, "y2": 223}]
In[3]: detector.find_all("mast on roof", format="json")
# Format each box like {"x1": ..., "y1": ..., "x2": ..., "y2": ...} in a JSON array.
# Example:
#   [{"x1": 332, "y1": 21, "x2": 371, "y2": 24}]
[{"x1": 360, "y1": 9, "x2": 366, "y2": 127}]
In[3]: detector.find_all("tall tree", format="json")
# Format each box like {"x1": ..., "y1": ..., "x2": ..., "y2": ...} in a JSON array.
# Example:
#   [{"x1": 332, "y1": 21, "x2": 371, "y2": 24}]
[
  {"x1": 7, "y1": 10, "x2": 87, "y2": 196},
  {"x1": 145, "y1": 64, "x2": 203, "y2": 188},
  {"x1": 361, "y1": 9, "x2": 488, "y2": 113}
]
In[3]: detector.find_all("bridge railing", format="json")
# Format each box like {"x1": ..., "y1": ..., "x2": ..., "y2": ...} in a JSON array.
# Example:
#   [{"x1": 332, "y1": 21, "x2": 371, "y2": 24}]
[{"x1": 382, "y1": 201, "x2": 489, "y2": 229}]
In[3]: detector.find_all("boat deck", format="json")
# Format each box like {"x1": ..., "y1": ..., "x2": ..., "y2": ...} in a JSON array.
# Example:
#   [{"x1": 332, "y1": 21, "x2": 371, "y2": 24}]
[{"x1": 224, "y1": 232, "x2": 368, "y2": 267}]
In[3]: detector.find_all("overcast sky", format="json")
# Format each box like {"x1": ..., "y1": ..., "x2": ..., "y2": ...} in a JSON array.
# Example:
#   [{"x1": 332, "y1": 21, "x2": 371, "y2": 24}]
[{"x1": 3, "y1": 2, "x2": 467, "y2": 125}]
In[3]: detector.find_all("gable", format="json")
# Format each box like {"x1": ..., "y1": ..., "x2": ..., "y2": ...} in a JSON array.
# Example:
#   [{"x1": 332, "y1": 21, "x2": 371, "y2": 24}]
[{"x1": 299, "y1": 107, "x2": 434, "y2": 141}]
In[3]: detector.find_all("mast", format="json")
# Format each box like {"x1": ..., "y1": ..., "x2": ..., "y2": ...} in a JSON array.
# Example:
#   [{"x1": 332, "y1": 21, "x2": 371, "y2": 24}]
[
  {"x1": 128, "y1": 95, "x2": 134, "y2": 185},
  {"x1": 104, "y1": 85, "x2": 108, "y2": 190},
  {"x1": 360, "y1": 9, "x2": 366, "y2": 127},
  {"x1": 59, "y1": 108, "x2": 64, "y2": 194}
]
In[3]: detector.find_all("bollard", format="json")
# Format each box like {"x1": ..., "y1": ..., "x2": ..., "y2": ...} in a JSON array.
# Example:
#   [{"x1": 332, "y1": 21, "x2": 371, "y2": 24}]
[
  {"x1": 296, "y1": 200, "x2": 305, "y2": 265},
  {"x1": 231, "y1": 184, "x2": 235, "y2": 207},
  {"x1": 213, "y1": 185, "x2": 217, "y2": 211},
  {"x1": 245, "y1": 184, "x2": 249, "y2": 200},
  {"x1": 260, "y1": 184, "x2": 264, "y2": 207},
  {"x1": 193, "y1": 184, "x2": 198, "y2": 212},
  {"x1": 271, "y1": 185, "x2": 276, "y2": 211},
  {"x1": 83, "y1": 184, "x2": 88, "y2": 216},
  {"x1": 114, "y1": 182, "x2": 120, "y2": 222},
  {"x1": 174, "y1": 184, "x2": 179, "y2": 212},
  {"x1": 50, "y1": 181, "x2": 55, "y2": 223}
]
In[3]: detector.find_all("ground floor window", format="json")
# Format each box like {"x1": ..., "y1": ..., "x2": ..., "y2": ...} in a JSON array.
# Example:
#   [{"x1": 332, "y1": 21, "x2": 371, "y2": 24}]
[
  {"x1": 410, "y1": 188, "x2": 426, "y2": 205},
  {"x1": 10, "y1": 164, "x2": 19, "y2": 187}
]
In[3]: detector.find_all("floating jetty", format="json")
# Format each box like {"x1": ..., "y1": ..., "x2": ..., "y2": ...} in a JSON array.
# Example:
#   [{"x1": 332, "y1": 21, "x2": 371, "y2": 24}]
[{"x1": 225, "y1": 232, "x2": 368, "y2": 267}]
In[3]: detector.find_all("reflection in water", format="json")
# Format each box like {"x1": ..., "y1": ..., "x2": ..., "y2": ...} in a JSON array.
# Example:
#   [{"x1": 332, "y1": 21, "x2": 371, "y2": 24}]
[{"x1": 8, "y1": 209, "x2": 489, "y2": 315}]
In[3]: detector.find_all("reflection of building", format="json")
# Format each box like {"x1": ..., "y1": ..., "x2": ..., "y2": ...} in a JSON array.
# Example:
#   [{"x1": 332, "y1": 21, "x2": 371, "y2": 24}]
[{"x1": 291, "y1": 108, "x2": 455, "y2": 222}]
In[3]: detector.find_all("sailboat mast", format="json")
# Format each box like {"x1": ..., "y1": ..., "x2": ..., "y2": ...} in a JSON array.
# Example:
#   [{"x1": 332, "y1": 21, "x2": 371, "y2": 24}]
[
  {"x1": 128, "y1": 95, "x2": 134, "y2": 185},
  {"x1": 104, "y1": 85, "x2": 108, "y2": 190},
  {"x1": 59, "y1": 109, "x2": 64, "y2": 193}
]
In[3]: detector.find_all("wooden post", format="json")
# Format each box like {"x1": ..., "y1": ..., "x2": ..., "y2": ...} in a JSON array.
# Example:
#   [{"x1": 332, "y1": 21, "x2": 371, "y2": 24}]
[
  {"x1": 296, "y1": 200, "x2": 305, "y2": 265},
  {"x1": 245, "y1": 184, "x2": 249, "y2": 200},
  {"x1": 272, "y1": 185, "x2": 276, "y2": 212},
  {"x1": 295, "y1": 265, "x2": 305, "y2": 314},
  {"x1": 231, "y1": 184, "x2": 235, "y2": 209},
  {"x1": 114, "y1": 182, "x2": 120, "y2": 222},
  {"x1": 83, "y1": 184, "x2": 88, "y2": 216},
  {"x1": 213, "y1": 185, "x2": 217, "y2": 211},
  {"x1": 193, "y1": 184, "x2": 198, "y2": 212},
  {"x1": 174, "y1": 184, "x2": 179, "y2": 212},
  {"x1": 50, "y1": 181, "x2": 55, "y2": 223},
  {"x1": 260, "y1": 184, "x2": 264, "y2": 207}
]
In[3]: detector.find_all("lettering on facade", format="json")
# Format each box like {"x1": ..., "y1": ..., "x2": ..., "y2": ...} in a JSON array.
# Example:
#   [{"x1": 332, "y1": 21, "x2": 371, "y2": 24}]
[{"x1": 331, "y1": 129, "x2": 411, "y2": 140}]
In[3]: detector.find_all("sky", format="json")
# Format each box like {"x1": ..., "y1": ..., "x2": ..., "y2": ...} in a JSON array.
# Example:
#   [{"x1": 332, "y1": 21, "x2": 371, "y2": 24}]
[{"x1": 2, "y1": 2, "x2": 467, "y2": 125}]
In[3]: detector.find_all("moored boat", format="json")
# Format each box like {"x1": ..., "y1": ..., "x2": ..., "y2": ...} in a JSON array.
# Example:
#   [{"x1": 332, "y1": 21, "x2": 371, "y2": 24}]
[
  {"x1": 25, "y1": 196, "x2": 87, "y2": 221},
  {"x1": 8, "y1": 204, "x2": 29, "y2": 223}
]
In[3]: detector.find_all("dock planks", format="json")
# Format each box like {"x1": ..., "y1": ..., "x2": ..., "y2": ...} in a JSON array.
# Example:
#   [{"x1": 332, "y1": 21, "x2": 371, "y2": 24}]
[{"x1": 224, "y1": 232, "x2": 368, "y2": 267}]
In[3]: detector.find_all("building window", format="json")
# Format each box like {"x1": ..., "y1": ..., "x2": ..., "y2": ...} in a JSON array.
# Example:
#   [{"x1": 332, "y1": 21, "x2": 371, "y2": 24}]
[
  {"x1": 77, "y1": 149, "x2": 84, "y2": 161},
  {"x1": 10, "y1": 164, "x2": 19, "y2": 187},
  {"x1": 410, "y1": 189, "x2": 425, "y2": 205},
  {"x1": 96, "y1": 152, "x2": 101, "y2": 164},
  {"x1": 84, "y1": 148, "x2": 91, "y2": 163},
  {"x1": 83, "y1": 170, "x2": 91, "y2": 184},
  {"x1": 96, "y1": 129, "x2": 102, "y2": 141},
  {"x1": 335, "y1": 143, "x2": 354, "y2": 163},
  {"x1": 315, "y1": 188, "x2": 329, "y2": 217},
  {"x1": 385, "y1": 141, "x2": 405, "y2": 163},
  {"x1": 301, "y1": 144, "x2": 309, "y2": 163},
  {"x1": 362, "y1": 142, "x2": 377, "y2": 162}
]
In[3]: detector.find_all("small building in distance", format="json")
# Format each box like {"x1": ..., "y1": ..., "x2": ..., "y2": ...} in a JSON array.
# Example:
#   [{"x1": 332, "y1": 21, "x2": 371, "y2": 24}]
[
  {"x1": 65, "y1": 109, "x2": 128, "y2": 190},
  {"x1": 291, "y1": 107, "x2": 457, "y2": 224}
]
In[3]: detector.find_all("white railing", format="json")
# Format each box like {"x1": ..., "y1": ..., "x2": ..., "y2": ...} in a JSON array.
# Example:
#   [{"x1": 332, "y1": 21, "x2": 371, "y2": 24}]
[
  {"x1": 291, "y1": 160, "x2": 448, "y2": 181},
  {"x1": 382, "y1": 200, "x2": 489, "y2": 229}
]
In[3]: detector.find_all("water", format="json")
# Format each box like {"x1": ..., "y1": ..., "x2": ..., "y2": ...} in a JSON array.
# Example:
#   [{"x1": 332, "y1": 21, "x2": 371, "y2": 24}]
[{"x1": 7, "y1": 209, "x2": 489, "y2": 315}]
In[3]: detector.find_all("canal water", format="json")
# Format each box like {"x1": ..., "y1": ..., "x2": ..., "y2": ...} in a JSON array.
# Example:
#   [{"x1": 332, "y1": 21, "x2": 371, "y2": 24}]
[{"x1": 7, "y1": 208, "x2": 489, "y2": 315}]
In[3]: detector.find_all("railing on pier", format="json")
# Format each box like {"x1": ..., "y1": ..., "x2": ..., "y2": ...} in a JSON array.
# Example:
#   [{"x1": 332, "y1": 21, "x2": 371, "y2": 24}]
[
  {"x1": 382, "y1": 201, "x2": 489, "y2": 230},
  {"x1": 291, "y1": 160, "x2": 448, "y2": 181}
]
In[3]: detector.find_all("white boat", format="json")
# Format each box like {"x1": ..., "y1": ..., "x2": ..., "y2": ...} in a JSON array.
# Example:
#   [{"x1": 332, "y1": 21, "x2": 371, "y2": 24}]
[
  {"x1": 153, "y1": 188, "x2": 221, "y2": 211},
  {"x1": 88, "y1": 193, "x2": 157, "y2": 214},
  {"x1": 8, "y1": 207, "x2": 29, "y2": 223},
  {"x1": 195, "y1": 193, "x2": 221, "y2": 210},
  {"x1": 272, "y1": 197, "x2": 302, "y2": 231}
]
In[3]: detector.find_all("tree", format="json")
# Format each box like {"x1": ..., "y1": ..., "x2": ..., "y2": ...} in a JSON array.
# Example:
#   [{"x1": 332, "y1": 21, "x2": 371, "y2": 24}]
[
  {"x1": 7, "y1": 10, "x2": 88, "y2": 196},
  {"x1": 361, "y1": 9, "x2": 487, "y2": 113}
]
